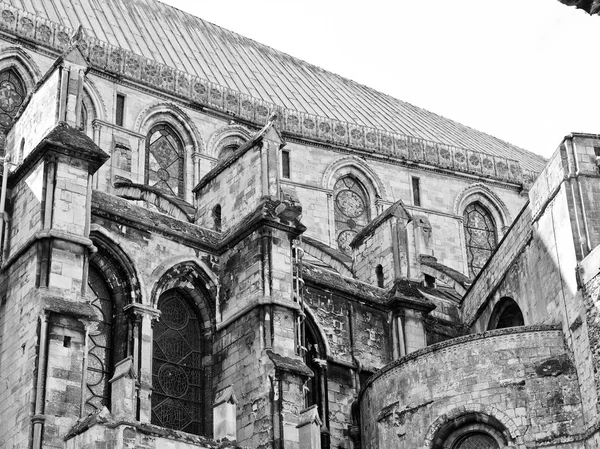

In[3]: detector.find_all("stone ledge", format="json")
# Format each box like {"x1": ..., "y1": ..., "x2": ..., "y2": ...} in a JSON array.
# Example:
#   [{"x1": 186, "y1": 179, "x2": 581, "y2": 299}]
[{"x1": 65, "y1": 408, "x2": 243, "y2": 448}]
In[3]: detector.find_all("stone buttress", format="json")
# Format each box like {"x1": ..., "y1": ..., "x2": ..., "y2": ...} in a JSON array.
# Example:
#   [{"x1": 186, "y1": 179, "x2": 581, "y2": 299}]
[{"x1": 194, "y1": 116, "x2": 313, "y2": 449}]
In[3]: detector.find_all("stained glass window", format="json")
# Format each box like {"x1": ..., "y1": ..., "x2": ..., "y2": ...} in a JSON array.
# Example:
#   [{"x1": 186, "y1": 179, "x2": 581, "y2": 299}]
[
  {"x1": 85, "y1": 265, "x2": 114, "y2": 413},
  {"x1": 453, "y1": 432, "x2": 499, "y2": 449},
  {"x1": 146, "y1": 124, "x2": 184, "y2": 197},
  {"x1": 463, "y1": 202, "x2": 497, "y2": 278},
  {"x1": 152, "y1": 290, "x2": 206, "y2": 435},
  {"x1": 334, "y1": 176, "x2": 370, "y2": 254},
  {"x1": 0, "y1": 68, "x2": 25, "y2": 130}
]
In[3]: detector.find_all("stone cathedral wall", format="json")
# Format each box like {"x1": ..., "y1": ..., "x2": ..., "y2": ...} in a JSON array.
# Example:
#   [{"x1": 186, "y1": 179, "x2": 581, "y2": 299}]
[{"x1": 360, "y1": 327, "x2": 583, "y2": 449}]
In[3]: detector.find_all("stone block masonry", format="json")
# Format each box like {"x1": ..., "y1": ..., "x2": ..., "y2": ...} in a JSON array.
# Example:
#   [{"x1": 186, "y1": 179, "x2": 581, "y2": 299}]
[{"x1": 360, "y1": 327, "x2": 583, "y2": 449}]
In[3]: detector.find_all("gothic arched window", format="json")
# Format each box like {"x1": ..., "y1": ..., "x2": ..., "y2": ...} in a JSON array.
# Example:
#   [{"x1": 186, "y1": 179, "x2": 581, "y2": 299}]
[
  {"x1": 333, "y1": 176, "x2": 370, "y2": 254},
  {"x1": 85, "y1": 263, "x2": 128, "y2": 414},
  {"x1": 0, "y1": 68, "x2": 25, "y2": 130},
  {"x1": 376, "y1": 264, "x2": 384, "y2": 288},
  {"x1": 152, "y1": 289, "x2": 207, "y2": 436},
  {"x1": 146, "y1": 124, "x2": 185, "y2": 198},
  {"x1": 463, "y1": 202, "x2": 497, "y2": 278}
]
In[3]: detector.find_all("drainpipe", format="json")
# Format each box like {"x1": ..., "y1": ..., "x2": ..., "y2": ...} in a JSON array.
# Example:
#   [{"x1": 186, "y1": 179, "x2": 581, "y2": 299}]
[{"x1": 32, "y1": 312, "x2": 50, "y2": 449}]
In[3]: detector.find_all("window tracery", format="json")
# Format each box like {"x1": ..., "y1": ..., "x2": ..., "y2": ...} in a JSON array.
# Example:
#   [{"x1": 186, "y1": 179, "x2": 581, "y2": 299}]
[
  {"x1": 0, "y1": 68, "x2": 25, "y2": 130},
  {"x1": 85, "y1": 265, "x2": 114, "y2": 413},
  {"x1": 146, "y1": 124, "x2": 185, "y2": 198},
  {"x1": 463, "y1": 202, "x2": 497, "y2": 278},
  {"x1": 453, "y1": 432, "x2": 499, "y2": 449},
  {"x1": 152, "y1": 289, "x2": 206, "y2": 436},
  {"x1": 333, "y1": 176, "x2": 370, "y2": 254}
]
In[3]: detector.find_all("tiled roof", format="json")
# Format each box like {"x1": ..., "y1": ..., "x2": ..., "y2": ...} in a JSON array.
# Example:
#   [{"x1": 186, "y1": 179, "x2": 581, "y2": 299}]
[{"x1": 4, "y1": 0, "x2": 546, "y2": 172}]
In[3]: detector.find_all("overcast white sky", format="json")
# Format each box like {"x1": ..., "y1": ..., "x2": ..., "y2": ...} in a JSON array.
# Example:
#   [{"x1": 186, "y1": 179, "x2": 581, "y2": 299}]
[{"x1": 159, "y1": 0, "x2": 600, "y2": 159}]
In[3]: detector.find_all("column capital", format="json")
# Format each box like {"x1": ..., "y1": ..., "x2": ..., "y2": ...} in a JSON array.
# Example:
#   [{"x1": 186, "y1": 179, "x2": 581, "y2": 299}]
[{"x1": 124, "y1": 303, "x2": 161, "y2": 322}]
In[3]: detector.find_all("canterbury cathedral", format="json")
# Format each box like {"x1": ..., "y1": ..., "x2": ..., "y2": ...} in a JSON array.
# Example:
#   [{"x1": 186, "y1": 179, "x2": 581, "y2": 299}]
[{"x1": 0, "y1": 1, "x2": 599, "y2": 448}]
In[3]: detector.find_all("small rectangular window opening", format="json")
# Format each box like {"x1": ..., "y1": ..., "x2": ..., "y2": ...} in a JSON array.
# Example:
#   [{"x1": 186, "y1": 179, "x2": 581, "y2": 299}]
[
  {"x1": 63, "y1": 336, "x2": 71, "y2": 348},
  {"x1": 412, "y1": 177, "x2": 421, "y2": 207},
  {"x1": 281, "y1": 150, "x2": 290, "y2": 179},
  {"x1": 115, "y1": 93, "x2": 125, "y2": 127}
]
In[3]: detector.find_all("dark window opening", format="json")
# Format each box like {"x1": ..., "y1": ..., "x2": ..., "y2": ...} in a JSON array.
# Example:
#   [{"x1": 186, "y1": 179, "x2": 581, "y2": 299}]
[
  {"x1": 376, "y1": 264, "x2": 384, "y2": 288},
  {"x1": 424, "y1": 274, "x2": 436, "y2": 288},
  {"x1": 282, "y1": 150, "x2": 290, "y2": 179},
  {"x1": 412, "y1": 177, "x2": 421, "y2": 207},
  {"x1": 488, "y1": 297, "x2": 524, "y2": 330},
  {"x1": 213, "y1": 204, "x2": 222, "y2": 232},
  {"x1": 115, "y1": 94, "x2": 125, "y2": 127},
  {"x1": 19, "y1": 138, "x2": 24, "y2": 162}
]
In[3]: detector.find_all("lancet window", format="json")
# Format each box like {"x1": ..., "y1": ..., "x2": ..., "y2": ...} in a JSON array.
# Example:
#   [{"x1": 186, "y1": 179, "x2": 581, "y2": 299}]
[
  {"x1": 333, "y1": 176, "x2": 370, "y2": 254},
  {"x1": 146, "y1": 124, "x2": 185, "y2": 197},
  {"x1": 463, "y1": 202, "x2": 497, "y2": 278}
]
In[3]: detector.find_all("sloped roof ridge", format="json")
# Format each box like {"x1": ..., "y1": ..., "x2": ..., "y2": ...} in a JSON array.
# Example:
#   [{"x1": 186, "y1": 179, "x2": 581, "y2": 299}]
[{"x1": 0, "y1": 0, "x2": 544, "y2": 183}]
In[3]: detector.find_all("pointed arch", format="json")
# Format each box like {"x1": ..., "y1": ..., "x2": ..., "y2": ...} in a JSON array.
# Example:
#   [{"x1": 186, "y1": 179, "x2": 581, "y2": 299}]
[
  {"x1": 84, "y1": 229, "x2": 142, "y2": 414},
  {"x1": 322, "y1": 155, "x2": 388, "y2": 201},
  {"x1": 0, "y1": 47, "x2": 41, "y2": 90},
  {"x1": 82, "y1": 77, "x2": 107, "y2": 123},
  {"x1": 150, "y1": 258, "x2": 218, "y2": 326},
  {"x1": 136, "y1": 103, "x2": 204, "y2": 201},
  {"x1": 487, "y1": 297, "x2": 525, "y2": 330},
  {"x1": 206, "y1": 123, "x2": 252, "y2": 159},
  {"x1": 454, "y1": 183, "x2": 511, "y2": 232},
  {"x1": 89, "y1": 224, "x2": 146, "y2": 303},
  {"x1": 303, "y1": 305, "x2": 331, "y2": 359},
  {"x1": 135, "y1": 102, "x2": 203, "y2": 152},
  {"x1": 150, "y1": 259, "x2": 217, "y2": 436}
]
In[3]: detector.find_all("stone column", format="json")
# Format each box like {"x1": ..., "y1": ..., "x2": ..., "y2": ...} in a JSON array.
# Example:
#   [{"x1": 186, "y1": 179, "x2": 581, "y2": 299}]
[{"x1": 123, "y1": 303, "x2": 161, "y2": 423}]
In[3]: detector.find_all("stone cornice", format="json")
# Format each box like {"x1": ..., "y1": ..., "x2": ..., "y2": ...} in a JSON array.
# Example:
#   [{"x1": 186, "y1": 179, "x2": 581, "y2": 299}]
[{"x1": 0, "y1": 1, "x2": 539, "y2": 187}]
